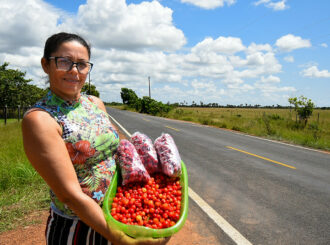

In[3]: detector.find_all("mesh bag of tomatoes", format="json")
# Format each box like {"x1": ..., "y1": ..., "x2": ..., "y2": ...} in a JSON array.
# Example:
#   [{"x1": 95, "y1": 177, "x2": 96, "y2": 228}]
[{"x1": 103, "y1": 161, "x2": 188, "y2": 238}]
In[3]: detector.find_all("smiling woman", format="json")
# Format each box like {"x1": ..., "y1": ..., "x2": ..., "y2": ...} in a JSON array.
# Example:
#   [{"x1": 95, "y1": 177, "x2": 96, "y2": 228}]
[
  {"x1": 21, "y1": 32, "x2": 169, "y2": 245},
  {"x1": 41, "y1": 33, "x2": 91, "y2": 101}
]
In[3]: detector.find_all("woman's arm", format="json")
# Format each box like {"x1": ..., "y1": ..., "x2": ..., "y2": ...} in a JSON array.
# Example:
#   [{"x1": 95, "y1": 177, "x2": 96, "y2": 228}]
[
  {"x1": 22, "y1": 111, "x2": 117, "y2": 240},
  {"x1": 22, "y1": 111, "x2": 168, "y2": 245}
]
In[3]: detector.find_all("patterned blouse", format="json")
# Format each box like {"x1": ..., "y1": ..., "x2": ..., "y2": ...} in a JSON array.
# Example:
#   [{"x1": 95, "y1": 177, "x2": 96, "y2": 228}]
[{"x1": 32, "y1": 90, "x2": 119, "y2": 217}]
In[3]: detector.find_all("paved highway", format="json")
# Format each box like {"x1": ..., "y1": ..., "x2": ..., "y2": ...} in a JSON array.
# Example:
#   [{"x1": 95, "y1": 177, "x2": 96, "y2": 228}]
[{"x1": 106, "y1": 107, "x2": 330, "y2": 245}]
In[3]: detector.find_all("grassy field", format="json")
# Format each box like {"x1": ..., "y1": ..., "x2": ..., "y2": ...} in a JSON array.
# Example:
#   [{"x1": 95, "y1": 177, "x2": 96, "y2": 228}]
[
  {"x1": 113, "y1": 105, "x2": 330, "y2": 151},
  {"x1": 165, "y1": 107, "x2": 330, "y2": 150},
  {"x1": 0, "y1": 121, "x2": 50, "y2": 233}
]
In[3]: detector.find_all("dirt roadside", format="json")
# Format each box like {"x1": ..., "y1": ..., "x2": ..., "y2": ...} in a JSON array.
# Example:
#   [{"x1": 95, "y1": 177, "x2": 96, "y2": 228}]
[{"x1": 0, "y1": 125, "x2": 219, "y2": 245}]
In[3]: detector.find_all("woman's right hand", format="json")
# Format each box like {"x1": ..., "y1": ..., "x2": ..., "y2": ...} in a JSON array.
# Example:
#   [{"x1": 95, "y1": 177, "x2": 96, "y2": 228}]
[{"x1": 109, "y1": 227, "x2": 171, "y2": 245}]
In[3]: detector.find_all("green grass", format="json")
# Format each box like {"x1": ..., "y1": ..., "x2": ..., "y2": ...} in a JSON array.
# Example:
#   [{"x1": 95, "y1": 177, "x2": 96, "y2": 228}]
[
  {"x1": 0, "y1": 121, "x2": 50, "y2": 233},
  {"x1": 165, "y1": 108, "x2": 330, "y2": 151},
  {"x1": 108, "y1": 105, "x2": 330, "y2": 150}
]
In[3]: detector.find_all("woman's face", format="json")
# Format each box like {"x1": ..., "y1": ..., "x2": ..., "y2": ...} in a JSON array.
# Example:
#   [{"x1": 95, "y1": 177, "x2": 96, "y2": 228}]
[{"x1": 42, "y1": 41, "x2": 89, "y2": 100}]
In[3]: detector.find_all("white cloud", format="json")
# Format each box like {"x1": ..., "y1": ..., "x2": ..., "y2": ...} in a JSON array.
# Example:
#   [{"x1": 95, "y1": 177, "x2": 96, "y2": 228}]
[
  {"x1": 321, "y1": 43, "x2": 328, "y2": 48},
  {"x1": 0, "y1": 0, "x2": 61, "y2": 53},
  {"x1": 284, "y1": 55, "x2": 294, "y2": 62},
  {"x1": 191, "y1": 79, "x2": 217, "y2": 92},
  {"x1": 65, "y1": 0, "x2": 186, "y2": 51},
  {"x1": 246, "y1": 43, "x2": 273, "y2": 54},
  {"x1": 301, "y1": 65, "x2": 330, "y2": 78},
  {"x1": 227, "y1": 83, "x2": 254, "y2": 92},
  {"x1": 192, "y1": 36, "x2": 245, "y2": 55},
  {"x1": 275, "y1": 34, "x2": 311, "y2": 52},
  {"x1": 259, "y1": 75, "x2": 281, "y2": 83},
  {"x1": 254, "y1": 81, "x2": 296, "y2": 100},
  {"x1": 180, "y1": 0, "x2": 236, "y2": 10},
  {"x1": 253, "y1": 0, "x2": 288, "y2": 11},
  {"x1": 91, "y1": 34, "x2": 283, "y2": 102}
]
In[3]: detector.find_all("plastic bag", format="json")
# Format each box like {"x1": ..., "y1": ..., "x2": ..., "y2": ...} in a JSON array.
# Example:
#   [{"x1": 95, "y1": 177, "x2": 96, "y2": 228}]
[
  {"x1": 154, "y1": 133, "x2": 182, "y2": 177},
  {"x1": 115, "y1": 139, "x2": 150, "y2": 185},
  {"x1": 130, "y1": 132, "x2": 161, "y2": 174}
]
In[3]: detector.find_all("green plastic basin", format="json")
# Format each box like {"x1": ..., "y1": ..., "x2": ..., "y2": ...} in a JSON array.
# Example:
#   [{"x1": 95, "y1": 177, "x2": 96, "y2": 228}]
[{"x1": 103, "y1": 161, "x2": 188, "y2": 238}]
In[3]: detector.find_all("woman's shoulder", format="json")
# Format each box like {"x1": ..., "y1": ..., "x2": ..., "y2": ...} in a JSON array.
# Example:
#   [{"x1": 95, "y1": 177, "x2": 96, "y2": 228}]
[
  {"x1": 22, "y1": 109, "x2": 61, "y2": 134},
  {"x1": 85, "y1": 95, "x2": 107, "y2": 112}
]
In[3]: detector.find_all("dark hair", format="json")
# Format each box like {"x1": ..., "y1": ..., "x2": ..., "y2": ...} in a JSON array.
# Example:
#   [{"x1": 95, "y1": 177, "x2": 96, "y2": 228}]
[{"x1": 43, "y1": 32, "x2": 91, "y2": 60}]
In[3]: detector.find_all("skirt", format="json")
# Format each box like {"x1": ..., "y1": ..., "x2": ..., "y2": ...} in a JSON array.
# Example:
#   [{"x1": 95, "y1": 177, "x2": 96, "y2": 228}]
[{"x1": 45, "y1": 208, "x2": 111, "y2": 245}]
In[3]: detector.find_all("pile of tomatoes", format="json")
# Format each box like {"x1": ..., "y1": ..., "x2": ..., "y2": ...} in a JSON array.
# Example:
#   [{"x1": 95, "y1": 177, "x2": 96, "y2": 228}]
[{"x1": 111, "y1": 173, "x2": 182, "y2": 229}]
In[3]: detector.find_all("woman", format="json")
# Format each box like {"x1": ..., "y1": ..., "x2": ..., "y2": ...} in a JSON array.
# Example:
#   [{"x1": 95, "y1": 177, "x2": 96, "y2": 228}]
[{"x1": 22, "y1": 32, "x2": 168, "y2": 245}]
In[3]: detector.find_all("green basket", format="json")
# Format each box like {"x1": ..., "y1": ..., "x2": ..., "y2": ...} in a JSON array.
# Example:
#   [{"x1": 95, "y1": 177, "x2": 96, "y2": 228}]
[{"x1": 103, "y1": 161, "x2": 188, "y2": 238}]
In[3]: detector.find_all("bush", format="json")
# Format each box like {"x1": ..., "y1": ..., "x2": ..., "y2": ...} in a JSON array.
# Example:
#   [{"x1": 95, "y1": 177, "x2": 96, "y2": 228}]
[
  {"x1": 268, "y1": 114, "x2": 282, "y2": 120},
  {"x1": 308, "y1": 122, "x2": 321, "y2": 141},
  {"x1": 287, "y1": 120, "x2": 305, "y2": 130},
  {"x1": 262, "y1": 113, "x2": 276, "y2": 135},
  {"x1": 288, "y1": 96, "x2": 315, "y2": 126},
  {"x1": 139, "y1": 96, "x2": 173, "y2": 116},
  {"x1": 120, "y1": 88, "x2": 175, "y2": 116}
]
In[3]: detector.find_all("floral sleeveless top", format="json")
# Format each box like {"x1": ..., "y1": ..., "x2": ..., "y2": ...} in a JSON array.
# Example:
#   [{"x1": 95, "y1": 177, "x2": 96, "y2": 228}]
[{"x1": 33, "y1": 90, "x2": 119, "y2": 217}]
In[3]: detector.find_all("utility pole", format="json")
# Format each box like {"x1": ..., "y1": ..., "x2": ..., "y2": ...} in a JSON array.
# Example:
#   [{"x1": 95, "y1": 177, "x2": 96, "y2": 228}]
[
  {"x1": 148, "y1": 76, "x2": 151, "y2": 98},
  {"x1": 88, "y1": 72, "x2": 91, "y2": 95}
]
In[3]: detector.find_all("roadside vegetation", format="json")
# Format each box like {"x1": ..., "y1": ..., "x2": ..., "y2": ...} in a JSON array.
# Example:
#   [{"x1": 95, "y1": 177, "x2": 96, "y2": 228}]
[
  {"x1": 113, "y1": 105, "x2": 329, "y2": 151},
  {"x1": 0, "y1": 121, "x2": 50, "y2": 233},
  {"x1": 166, "y1": 107, "x2": 330, "y2": 150},
  {"x1": 112, "y1": 89, "x2": 330, "y2": 151}
]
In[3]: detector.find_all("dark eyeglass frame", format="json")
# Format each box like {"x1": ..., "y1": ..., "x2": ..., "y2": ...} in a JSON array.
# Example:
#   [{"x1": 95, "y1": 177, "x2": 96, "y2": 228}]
[{"x1": 48, "y1": 56, "x2": 93, "y2": 74}]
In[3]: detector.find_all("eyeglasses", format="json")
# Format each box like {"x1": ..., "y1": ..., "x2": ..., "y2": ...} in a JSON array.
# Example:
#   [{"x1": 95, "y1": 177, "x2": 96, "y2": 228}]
[{"x1": 48, "y1": 57, "x2": 93, "y2": 74}]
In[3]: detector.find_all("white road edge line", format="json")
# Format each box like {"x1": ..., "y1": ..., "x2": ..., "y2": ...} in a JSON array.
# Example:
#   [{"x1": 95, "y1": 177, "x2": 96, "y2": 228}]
[
  {"x1": 108, "y1": 113, "x2": 253, "y2": 245},
  {"x1": 189, "y1": 187, "x2": 253, "y2": 245},
  {"x1": 109, "y1": 114, "x2": 132, "y2": 137}
]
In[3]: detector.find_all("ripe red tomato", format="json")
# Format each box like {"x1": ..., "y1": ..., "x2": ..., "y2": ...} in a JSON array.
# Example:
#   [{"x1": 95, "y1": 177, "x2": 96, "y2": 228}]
[{"x1": 111, "y1": 173, "x2": 182, "y2": 229}]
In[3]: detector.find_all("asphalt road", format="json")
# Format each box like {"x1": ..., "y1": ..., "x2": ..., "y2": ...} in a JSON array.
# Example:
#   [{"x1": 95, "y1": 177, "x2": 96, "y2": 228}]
[{"x1": 106, "y1": 107, "x2": 330, "y2": 245}]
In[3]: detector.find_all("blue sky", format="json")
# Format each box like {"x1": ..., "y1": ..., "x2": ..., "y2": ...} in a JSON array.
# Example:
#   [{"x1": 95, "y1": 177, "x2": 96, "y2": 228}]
[{"x1": 1, "y1": 0, "x2": 329, "y2": 106}]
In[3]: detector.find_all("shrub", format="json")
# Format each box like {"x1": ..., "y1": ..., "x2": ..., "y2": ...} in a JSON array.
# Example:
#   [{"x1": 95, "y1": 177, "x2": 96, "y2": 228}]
[
  {"x1": 262, "y1": 113, "x2": 276, "y2": 135},
  {"x1": 288, "y1": 96, "x2": 315, "y2": 126},
  {"x1": 308, "y1": 122, "x2": 321, "y2": 141},
  {"x1": 268, "y1": 114, "x2": 282, "y2": 120}
]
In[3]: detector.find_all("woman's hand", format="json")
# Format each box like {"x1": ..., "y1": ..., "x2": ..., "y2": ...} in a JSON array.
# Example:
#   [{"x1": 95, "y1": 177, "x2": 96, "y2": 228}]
[{"x1": 109, "y1": 228, "x2": 171, "y2": 245}]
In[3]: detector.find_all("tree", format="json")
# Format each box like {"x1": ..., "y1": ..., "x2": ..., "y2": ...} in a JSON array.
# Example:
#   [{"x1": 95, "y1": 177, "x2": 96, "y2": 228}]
[
  {"x1": 288, "y1": 95, "x2": 315, "y2": 126},
  {"x1": 81, "y1": 83, "x2": 100, "y2": 97},
  {"x1": 0, "y1": 62, "x2": 47, "y2": 107},
  {"x1": 120, "y1": 88, "x2": 139, "y2": 105},
  {"x1": 119, "y1": 87, "x2": 175, "y2": 115}
]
